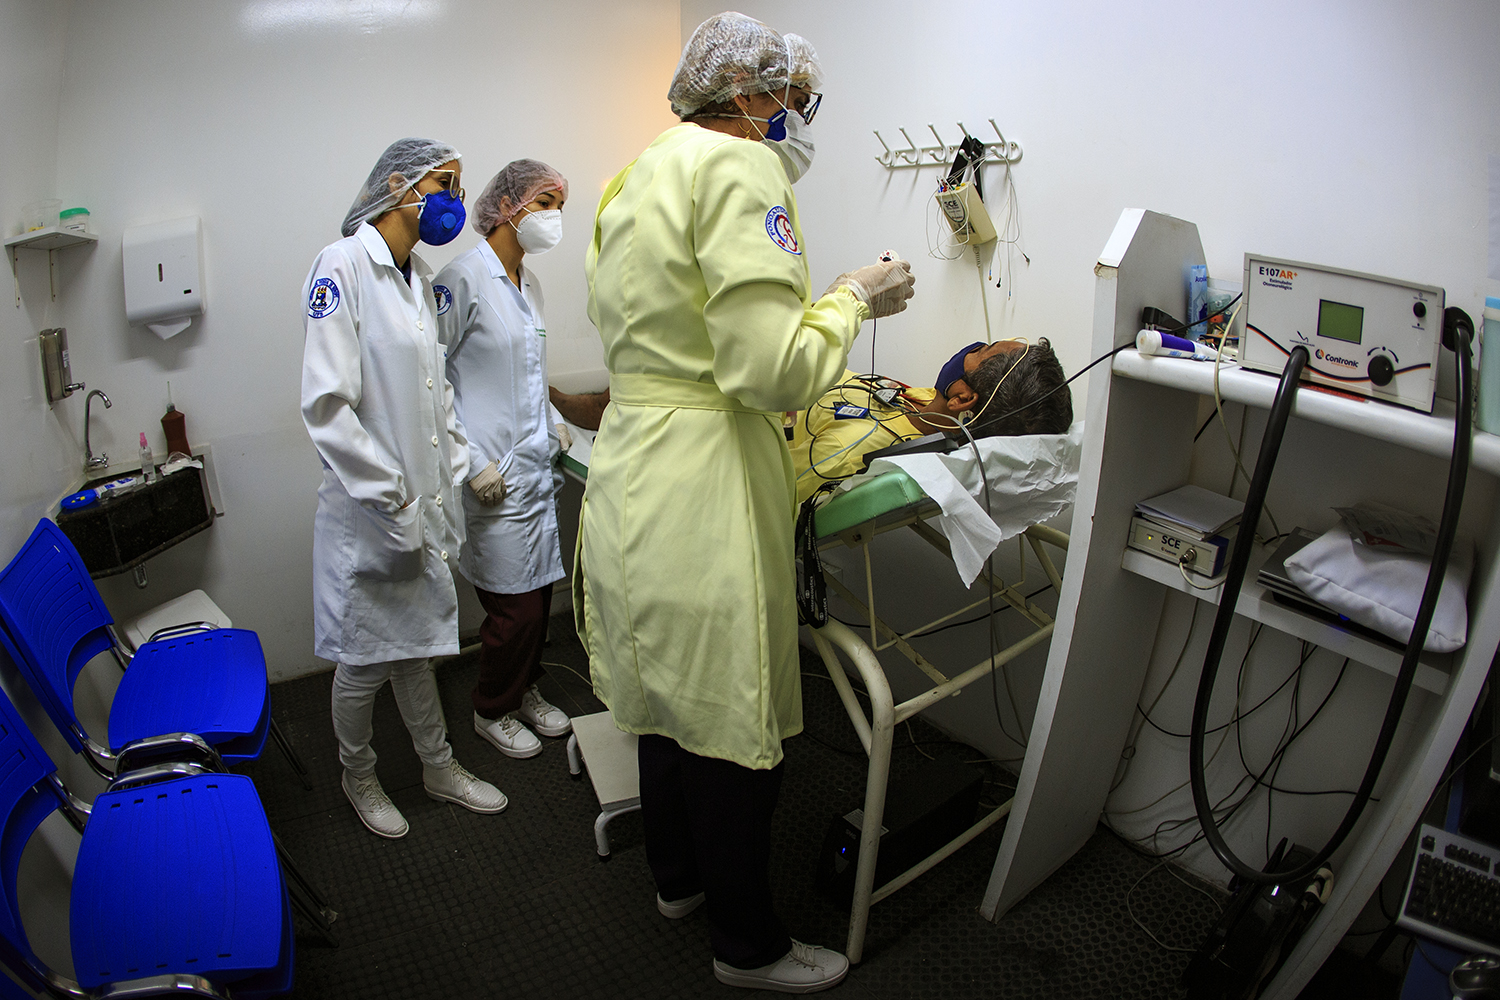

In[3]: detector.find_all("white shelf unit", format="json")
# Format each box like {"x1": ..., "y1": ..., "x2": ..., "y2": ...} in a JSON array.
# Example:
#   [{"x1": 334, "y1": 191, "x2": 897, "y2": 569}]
[
  {"x1": 5, "y1": 225, "x2": 98, "y2": 304},
  {"x1": 1119, "y1": 545, "x2": 1454, "y2": 696},
  {"x1": 978, "y1": 208, "x2": 1500, "y2": 1000}
]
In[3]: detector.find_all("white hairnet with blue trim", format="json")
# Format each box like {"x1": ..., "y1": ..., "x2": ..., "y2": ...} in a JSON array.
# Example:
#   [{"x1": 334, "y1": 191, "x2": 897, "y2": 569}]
[
  {"x1": 668, "y1": 11, "x2": 822, "y2": 118},
  {"x1": 341, "y1": 137, "x2": 461, "y2": 238}
]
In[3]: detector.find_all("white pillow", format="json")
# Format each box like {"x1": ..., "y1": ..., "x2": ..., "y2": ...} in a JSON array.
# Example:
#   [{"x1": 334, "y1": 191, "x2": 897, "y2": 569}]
[{"x1": 1284, "y1": 528, "x2": 1472, "y2": 653}]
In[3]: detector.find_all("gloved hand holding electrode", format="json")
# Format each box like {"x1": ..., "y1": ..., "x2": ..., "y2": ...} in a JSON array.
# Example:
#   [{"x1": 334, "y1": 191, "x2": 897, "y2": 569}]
[{"x1": 825, "y1": 252, "x2": 916, "y2": 318}]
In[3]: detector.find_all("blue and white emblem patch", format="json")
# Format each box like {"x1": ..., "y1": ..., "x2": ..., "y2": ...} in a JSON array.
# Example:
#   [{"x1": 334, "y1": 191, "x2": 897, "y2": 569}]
[
  {"x1": 433, "y1": 284, "x2": 453, "y2": 316},
  {"x1": 308, "y1": 277, "x2": 340, "y2": 319},
  {"x1": 765, "y1": 205, "x2": 800, "y2": 255},
  {"x1": 832, "y1": 402, "x2": 870, "y2": 420}
]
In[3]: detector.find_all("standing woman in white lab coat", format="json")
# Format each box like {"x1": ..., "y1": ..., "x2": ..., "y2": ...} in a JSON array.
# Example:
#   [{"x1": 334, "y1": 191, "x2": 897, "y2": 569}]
[
  {"x1": 301, "y1": 137, "x2": 507, "y2": 840},
  {"x1": 433, "y1": 159, "x2": 579, "y2": 760}
]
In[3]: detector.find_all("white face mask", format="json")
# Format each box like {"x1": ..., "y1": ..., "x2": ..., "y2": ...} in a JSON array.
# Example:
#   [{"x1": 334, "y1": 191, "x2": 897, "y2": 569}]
[
  {"x1": 511, "y1": 209, "x2": 563, "y2": 255},
  {"x1": 766, "y1": 111, "x2": 814, "y2": 184}
]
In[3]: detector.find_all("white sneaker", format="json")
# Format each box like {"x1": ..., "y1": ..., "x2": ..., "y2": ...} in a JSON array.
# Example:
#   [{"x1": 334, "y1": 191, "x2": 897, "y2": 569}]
[
  {"x1": 474, "y1": 711, "x2": 542, "y2": 759},
  {"x1": 657, "y1": 891, "x2": 705, "y2": 919},
  {"x1": 342, "y1": 770, "x2": 409, "y2": 839},
  {"x1": 517, "y1": 685, "x2": 572, "y2": 737},
  {"x1": 713, "y1": 940, "x2": 850, "y2": 994},
  {"x1": 423, "y1": 759, "x2": 508, "y2": 814}
]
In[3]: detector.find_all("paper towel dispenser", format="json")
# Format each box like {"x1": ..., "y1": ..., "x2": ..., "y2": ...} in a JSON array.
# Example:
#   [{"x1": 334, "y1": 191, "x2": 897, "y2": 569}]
[{"x1": 123, "y1": 217, "x2": 204, "y2": 339}]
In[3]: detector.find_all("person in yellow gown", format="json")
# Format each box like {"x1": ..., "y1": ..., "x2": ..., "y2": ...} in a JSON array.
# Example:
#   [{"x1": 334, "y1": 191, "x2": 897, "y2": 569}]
[{"x1": 577, "y1": 11, "x2": 914, "y2": 994}]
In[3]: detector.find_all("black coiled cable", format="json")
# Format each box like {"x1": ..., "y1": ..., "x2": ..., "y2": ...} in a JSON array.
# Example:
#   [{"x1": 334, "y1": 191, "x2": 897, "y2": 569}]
[{"x1": 1189, "y1": 309, "x2": 1475, "y2": 885}]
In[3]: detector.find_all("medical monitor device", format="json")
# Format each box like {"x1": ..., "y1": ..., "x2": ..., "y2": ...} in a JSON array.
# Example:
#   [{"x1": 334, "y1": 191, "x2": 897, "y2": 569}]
[{"x1": 1240, "y1": 254, "x2": 1444, "y2": 413}]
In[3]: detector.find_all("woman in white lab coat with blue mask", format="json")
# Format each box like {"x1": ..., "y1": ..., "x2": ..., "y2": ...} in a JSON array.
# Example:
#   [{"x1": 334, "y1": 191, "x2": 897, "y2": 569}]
[
  {"x1": 433, "y1": 160, "x2": 591, "y2": 761},
  {"x1": 301, "y1": 137, "x2": 507, "y2": 840}
]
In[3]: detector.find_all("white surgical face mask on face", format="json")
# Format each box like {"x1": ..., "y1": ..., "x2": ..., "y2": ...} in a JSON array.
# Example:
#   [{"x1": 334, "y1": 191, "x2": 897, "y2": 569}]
[
  {"x1": 511, "y1": 209, "x2": 563, "y2": 254},
  {"x1": 766, "y1": 111, "x2": 815, "y2": 183}
]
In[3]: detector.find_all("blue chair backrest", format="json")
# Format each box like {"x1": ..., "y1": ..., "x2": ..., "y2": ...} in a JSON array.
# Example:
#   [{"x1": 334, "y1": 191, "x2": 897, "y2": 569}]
[
  {"x1": 0, "y1": 520, "x2": 115, "y2": 755},
  {"x1": 0, "y1": 680, "x2": 61, "y2": 995}
]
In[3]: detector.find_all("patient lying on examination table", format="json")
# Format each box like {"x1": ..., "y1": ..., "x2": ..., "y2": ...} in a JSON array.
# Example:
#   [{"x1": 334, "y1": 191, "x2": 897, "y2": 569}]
[{"x1": 789, "y1": 337, "x2": 1073, "y2": 503}]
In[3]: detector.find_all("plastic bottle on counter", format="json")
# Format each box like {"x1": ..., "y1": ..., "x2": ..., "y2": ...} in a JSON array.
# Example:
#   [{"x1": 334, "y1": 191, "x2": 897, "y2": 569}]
[
  {"x1": 139, "y1": 432, "x2": 154, "y2": 483},
  {"x1": 162, "y1": 404, "x2": 191, "y2": 457}
]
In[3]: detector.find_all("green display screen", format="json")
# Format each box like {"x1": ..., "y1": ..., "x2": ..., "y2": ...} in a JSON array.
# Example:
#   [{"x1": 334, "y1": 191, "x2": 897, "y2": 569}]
[{"x1": 1317, "y1": 299, "x2": 1364, "y2": 344}]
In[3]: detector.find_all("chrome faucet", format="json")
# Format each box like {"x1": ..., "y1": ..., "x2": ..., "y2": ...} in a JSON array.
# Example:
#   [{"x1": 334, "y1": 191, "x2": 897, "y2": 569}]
[{"x1": 84, "y1": 389, "x2": 111, "y2": 472}]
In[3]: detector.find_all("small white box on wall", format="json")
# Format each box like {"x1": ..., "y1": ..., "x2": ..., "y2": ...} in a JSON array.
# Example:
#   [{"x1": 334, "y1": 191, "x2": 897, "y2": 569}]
[{"x1": 123, "y1": 216, "x2": 204, "y2": 339}]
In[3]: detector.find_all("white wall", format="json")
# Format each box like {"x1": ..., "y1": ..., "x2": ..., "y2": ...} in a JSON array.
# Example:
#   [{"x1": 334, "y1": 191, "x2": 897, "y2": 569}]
[
  {"x1": 680, "y1": 0, "x2": 1500, "y2": 884},
  {"x1": 38, "y1": 0, "x2": 680, "y2": 679}
]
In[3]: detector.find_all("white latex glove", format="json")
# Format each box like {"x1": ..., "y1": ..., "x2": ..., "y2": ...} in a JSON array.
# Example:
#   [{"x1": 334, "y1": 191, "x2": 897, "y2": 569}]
[
  {"x1": 824, "y1": 258, "x2": 916, "y2": 319},
  {"x1": 556, "y1": 422, "x2": 574, "y2": 452},
  {"x1": 468, "y1": 460, "x2": 507, "y2": 506}
]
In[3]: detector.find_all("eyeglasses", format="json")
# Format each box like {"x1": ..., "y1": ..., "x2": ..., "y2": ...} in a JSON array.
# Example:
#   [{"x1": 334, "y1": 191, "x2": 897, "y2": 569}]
[
  {"x1": 796, "y1": 91, "x2": 822, "y2": 125},
  {"x1": 427, "y1": 169, "x2": 465, "y2": 202}
]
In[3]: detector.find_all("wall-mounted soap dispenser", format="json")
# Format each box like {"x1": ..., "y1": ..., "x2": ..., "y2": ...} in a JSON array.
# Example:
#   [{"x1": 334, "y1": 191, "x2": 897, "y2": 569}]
[
  {"x1": 39, "y1": 327, "x2": 85, "y2": 404},
  {"x1": 122, "y1": 216, "x2": 204, "y2": 339}
]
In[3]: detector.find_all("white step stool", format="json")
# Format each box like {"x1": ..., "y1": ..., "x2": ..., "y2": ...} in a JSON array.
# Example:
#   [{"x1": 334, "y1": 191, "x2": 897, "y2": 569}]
[{"x1": 565, "y1": 710, "x2": 640, "y2": 859}]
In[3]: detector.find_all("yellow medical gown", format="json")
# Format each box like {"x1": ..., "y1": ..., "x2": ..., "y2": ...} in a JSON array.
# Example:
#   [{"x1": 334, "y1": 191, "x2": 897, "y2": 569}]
[{"x1": 578, "y1": 124, "x2": 868, "y2": 769}]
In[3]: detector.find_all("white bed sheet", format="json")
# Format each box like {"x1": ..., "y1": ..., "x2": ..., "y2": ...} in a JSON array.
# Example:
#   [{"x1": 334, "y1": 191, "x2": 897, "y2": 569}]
[{"x1": 856, "y1": 423, "x2": 1084, "y2": 586}]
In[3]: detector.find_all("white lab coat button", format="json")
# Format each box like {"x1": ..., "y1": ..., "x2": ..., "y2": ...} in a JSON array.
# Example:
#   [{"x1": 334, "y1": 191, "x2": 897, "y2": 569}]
[
  {"x1": 417, "y1": 320, "x2": 425, "y2": 331},
  {"x1": 427, "y1": 378, "x2": 434, "y2": 388},
  {"x1": 435, "y1": 495, "x2": 443, "y2": 507},
  {"x1": 431, "y1": 436, "x2": 439, "y2": 446},
  {"x1": 441, "y1": 550, "x2": 449, "y2": 561}
]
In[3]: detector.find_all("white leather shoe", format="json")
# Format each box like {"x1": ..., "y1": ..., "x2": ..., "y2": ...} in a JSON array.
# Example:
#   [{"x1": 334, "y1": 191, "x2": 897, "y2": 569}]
[
  {"x1": 342, "y1": 769, "x2": 409, "y2": 839},
  {"x1": 517, "y1": 685, "x2": 572, "y2": 737},
  {"x1": 423, "y1": 759, "x2": 508, "y2": 814},
  {"x1": 713, "y1": 940, "x2": 850, "y2": 994},
  {"x1": 657, "y1": 891, "x2": 705, "y2": 919},
  {"x1": 474, "y1": 711, "x2": 542, "y2": 759}
]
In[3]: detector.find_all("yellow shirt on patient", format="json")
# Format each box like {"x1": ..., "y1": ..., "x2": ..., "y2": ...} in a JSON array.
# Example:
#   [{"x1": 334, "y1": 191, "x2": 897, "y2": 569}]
[{"x1": 789, "y1": 370, "x2": 933, "y2": 504}]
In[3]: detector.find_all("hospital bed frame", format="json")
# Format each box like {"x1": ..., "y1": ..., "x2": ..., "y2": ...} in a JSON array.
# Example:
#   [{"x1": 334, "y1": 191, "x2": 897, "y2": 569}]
[{"x1": 803, "y1": 470, "x2": 1068, "y2": 964}]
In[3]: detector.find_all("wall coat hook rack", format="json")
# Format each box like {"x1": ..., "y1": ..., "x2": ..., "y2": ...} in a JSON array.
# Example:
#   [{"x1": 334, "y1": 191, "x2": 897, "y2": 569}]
[{"x1": 873, "y1": 119, "x2": 1022, "y2": 170}]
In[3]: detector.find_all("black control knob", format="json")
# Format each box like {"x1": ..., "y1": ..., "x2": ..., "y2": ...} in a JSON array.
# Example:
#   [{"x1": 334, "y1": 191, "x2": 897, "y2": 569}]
[
  {"x1": 1370, "y1": 355, "x2": 1395, "y2": 387},
  {"x1": 1414, "y1": 301, "x2": 1427, "y2": 319}
]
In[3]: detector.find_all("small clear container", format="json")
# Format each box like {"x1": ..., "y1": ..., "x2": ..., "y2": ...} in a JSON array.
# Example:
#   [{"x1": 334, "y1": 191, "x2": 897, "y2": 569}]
[
  {"x1": 59, "y1": 207, "x2": 90, "y2": 234},
  {"x1": 21, "y1": 199, "x2": 61, "y2": 233}
]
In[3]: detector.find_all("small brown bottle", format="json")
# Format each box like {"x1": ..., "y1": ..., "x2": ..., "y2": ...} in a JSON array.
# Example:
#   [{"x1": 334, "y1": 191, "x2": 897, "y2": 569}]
[{"x1": 161, "y1": 404, "x2": 191, "y2": 457}]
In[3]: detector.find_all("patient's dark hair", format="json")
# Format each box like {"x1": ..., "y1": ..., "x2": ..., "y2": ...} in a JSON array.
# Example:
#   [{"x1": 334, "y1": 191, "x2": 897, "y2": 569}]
[{"x1": 963, "y1": 338, "x2": 1072, "y2": 438}]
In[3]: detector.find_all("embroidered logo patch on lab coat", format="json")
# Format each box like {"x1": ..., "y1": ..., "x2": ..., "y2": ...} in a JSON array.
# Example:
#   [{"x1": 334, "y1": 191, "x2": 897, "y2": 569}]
[
  {"x1": 765, "y1": 206, "x2": 800, "y2": 255},
  {"x1": 308, "y1": 278, "x2": 340, "y2": 319},
  {"x1": 433, "y1": 284, "x2": 453, "y2": 316}
]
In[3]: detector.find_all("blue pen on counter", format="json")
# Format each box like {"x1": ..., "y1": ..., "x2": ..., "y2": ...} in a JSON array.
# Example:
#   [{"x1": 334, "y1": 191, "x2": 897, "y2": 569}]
[{"x1": 1136, "y1": 329, "x2": 1219, "y2": 361}]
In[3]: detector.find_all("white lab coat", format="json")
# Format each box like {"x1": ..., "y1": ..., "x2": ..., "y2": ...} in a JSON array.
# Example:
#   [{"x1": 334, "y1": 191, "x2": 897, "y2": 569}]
[
  {"x1": 301, "y1": 223, "x2": 470, "y2": 665},
  {"x1": 434, "y1": 242, "x2": 565, "y2": 595}
]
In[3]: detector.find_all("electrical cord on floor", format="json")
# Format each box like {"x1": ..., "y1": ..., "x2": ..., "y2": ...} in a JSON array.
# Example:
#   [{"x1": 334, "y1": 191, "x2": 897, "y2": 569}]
[{"x1": 1126, "y1": 863, "x2": 1200, "y2": 953}]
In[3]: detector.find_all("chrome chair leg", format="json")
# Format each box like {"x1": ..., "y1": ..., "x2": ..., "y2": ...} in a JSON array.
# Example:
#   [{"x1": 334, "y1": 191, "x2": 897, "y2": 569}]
[{"x1": 273, "y1": 834, "x2": 338, "y2": 947}]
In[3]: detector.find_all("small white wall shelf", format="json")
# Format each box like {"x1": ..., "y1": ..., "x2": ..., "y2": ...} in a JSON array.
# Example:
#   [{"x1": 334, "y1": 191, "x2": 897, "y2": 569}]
[{"x1": 5, "y1": 226, "x2": 99, "y2": 305}]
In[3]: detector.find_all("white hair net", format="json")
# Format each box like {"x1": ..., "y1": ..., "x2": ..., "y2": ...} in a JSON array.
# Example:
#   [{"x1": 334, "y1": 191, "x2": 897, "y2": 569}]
[
  {"x1": 341, "y1": 137, "x2": 461, "y2": 238},
  {"x1": 471, "y1": 159, "x2": 569, "y2": 236},
  {"x1": 667, "y1": 11, "x2": 822, "y2": 118}
]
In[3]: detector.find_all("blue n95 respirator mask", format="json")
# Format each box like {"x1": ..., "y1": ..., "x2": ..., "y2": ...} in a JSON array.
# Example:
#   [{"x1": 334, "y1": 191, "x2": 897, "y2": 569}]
[
  {"x1": 414, "y1": 188, "x2": 466, "y2": 246},
  {"x1": 937, "y1": 342, "x2": 985, "y2": 396}
]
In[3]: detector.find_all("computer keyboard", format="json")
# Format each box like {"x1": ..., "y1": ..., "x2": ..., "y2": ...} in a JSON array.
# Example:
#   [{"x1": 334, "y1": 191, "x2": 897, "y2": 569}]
[{"x1": 1397, "y1": 823, "x2": 1500, "y2": 954}]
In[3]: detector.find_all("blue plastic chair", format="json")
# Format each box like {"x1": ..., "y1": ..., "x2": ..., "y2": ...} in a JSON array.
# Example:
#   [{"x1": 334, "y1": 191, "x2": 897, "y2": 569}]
[
  {"x1": 0, "y1": 519, "x2": 270, "y2": 777},
  {"x1": 0, "y1": 680, "x2": 293, "y2": 999}
]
